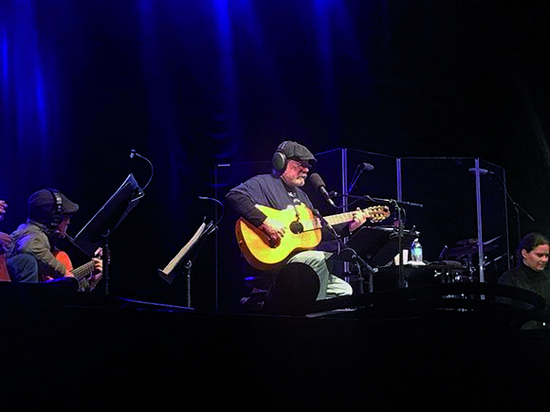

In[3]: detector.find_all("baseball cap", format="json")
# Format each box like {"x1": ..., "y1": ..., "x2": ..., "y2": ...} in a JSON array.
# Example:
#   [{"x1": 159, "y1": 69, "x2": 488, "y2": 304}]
[{"x1": 28, "y1": 189, "x2": 79, "y2": 223}]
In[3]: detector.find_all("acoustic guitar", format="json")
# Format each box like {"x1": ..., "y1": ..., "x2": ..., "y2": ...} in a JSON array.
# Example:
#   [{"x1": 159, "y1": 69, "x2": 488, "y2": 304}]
[
  {"x1": 48, "y1": 249, "x2": 102, "y2": 289},
  {"x1": 0, "y1": 252, "x2": 10, "y2": 282},
  {"x1": 0, "y1": 232, "x2": 10, "y2": 282},
  {"x1": 235, "y1": 203, "x2": 390, "y2": 270},
  {"x1": 0, "y1": 202, "x2": 11, "y2": 282}
]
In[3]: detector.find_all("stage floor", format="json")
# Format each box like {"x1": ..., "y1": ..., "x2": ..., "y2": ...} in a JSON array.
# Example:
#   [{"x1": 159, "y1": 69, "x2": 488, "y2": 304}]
[{"x1": 0, "y1": 283, "x2": 548, "y2": 409}]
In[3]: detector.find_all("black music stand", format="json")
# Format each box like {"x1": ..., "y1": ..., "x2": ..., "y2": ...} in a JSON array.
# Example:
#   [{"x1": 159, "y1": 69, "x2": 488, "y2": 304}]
[
  {"x1": 157, "y1": 220, "x2": 216, "y2": 308},
  {"x1": 345, "y1": 227, "x2": 391, "y2": 265},
  {"x1": 342, "y1": 226, "x2": 419, "y2": 292},
  {"x1": 74, "y1": 173, "x2": 143, "y2": 295},
  {"x1": 340, "y1": 227, "x2": 391, "y2": 293}
]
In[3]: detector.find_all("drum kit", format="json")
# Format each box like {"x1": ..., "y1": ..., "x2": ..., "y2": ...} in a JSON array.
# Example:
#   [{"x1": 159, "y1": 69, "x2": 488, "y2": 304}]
[
  {"x1": 342, "y1": 225, "x2": 504, "y2": 293},
  {"x1": 444, "y1": 236, "x2": 500, "y2": 262},
  {"x1": 408, "y1": 235, "x2": 502, "y2": 287}
]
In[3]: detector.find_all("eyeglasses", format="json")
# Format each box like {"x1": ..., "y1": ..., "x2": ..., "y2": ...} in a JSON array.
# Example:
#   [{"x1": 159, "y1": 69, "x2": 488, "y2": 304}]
[{"x1": 289, "y1": 159, "x2": 312, "y2": 169}]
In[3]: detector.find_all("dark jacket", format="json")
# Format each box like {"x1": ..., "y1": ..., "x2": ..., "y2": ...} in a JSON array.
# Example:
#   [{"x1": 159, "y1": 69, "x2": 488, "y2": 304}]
[{"x1": 8, "y1": 220, "x2": 67, "y2": 279}]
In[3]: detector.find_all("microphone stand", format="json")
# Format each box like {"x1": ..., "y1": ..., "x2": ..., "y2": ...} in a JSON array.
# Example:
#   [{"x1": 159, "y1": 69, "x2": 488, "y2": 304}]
[
  {"x1": 503, "y1": 189, "x2": 535, "y2": 242},
  {"x1": 347, "y1": 165, "x2": 364, "y2": 194},
  {"x1": 395, "y1": 201, "x2": 407, "y2": 289},
  {"x1": 345, "y1": 248, "x2": 378, "y2": 294},
  {"x1": 488, "y1": 172, "x2": 535, "y2": 267}
]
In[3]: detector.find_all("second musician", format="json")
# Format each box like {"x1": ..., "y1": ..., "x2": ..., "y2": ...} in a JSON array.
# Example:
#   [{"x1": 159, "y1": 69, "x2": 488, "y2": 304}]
[{"x1": 8, "y1": 188, "x2": 103, "y2": 291}]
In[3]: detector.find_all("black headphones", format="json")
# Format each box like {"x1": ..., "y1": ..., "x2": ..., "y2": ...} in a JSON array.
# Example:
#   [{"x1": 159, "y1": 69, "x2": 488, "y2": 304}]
[
  {"x1": 47, "y1": 188, "x2": 63, "y2": 228},
  {"x1": 272, "y1": 141, "x2": 292, "y2": 173}
]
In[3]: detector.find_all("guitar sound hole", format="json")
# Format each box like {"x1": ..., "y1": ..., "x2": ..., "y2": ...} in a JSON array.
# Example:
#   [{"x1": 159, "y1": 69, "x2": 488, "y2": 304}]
[{"x1": 289, "y1": 221, "x2": 304, "y2": 234}]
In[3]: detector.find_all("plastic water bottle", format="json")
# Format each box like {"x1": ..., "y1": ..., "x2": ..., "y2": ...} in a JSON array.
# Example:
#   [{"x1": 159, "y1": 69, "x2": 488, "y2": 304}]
[{"x1": 410, "y1": 238, "x2": 423, "y2": 262}]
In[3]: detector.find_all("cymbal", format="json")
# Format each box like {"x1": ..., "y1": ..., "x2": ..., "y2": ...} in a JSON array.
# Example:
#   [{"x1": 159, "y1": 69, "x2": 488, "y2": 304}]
[
  {"x1": 456, "y1": 235, "x2": 502, "y2": 246},
  {"x1": 446, "y1": 242, "x2": 498, "y2": 258},
  {"x1": 456, "y1": 238, "x2": 478, "y2": 246}
]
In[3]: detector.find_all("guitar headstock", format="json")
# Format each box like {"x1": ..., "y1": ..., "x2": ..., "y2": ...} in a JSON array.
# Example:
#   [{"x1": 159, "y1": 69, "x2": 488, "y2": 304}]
[{"x1": 365, "y1": 205, "x2": 391, "y2": 223}]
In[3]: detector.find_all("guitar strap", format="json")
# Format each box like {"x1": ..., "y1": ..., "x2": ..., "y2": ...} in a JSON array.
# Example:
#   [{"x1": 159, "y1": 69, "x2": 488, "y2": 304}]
[{"x1": 285, "y1": 189, "x2": 304, "y2": 223}]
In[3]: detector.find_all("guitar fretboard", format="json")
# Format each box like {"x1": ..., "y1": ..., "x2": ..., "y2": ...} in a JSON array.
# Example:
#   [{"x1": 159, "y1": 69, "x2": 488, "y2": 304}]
[
  {"x1": 301, "y1": 208, "x2": 382, "y2": 232},
  {"x1": 72, "y1": 261, "x2": 94, "y2": 281},
  {"x1": 324, "y1": 211, "x2": 358, "y2": 227}
]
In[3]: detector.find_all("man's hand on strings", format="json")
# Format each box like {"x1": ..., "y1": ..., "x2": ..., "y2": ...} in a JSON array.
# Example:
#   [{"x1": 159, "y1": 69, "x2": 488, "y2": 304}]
[
  {"x1": 260, "y1": 217, "x2": 286, "y2": 247},
  {"x1": 89, "y1": 248, "x2": 104, "y2": 287},
  {"x1": 349, "y1": 208, "x2": 368, "y2": 233}
]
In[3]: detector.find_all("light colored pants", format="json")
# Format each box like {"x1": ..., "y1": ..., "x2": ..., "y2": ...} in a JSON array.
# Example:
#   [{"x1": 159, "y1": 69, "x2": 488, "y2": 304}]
[{"x1": 287, "y1": 250, "x2": 353, "y2": 300}]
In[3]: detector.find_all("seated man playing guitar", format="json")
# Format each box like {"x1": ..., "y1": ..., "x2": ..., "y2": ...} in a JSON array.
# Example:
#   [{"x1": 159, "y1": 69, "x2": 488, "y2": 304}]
[
  {"x1": 226, "y1": 141, "x2": 382, "y2": 313},
  {"x1": 1, "y1": 199, "x2": 39, "y2": 283},
  {"x1": 7, "y1": 189, "x2": 102, "y2": 291}
]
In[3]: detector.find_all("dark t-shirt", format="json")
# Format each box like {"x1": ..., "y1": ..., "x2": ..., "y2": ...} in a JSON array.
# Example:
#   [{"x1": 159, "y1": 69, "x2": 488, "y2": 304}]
[
  {"x1": 225, "y1": 173, "x2": 315, "y2": 227},
  {"x1": 225, "y1": 173, "x2": 349, "y2": 250}
]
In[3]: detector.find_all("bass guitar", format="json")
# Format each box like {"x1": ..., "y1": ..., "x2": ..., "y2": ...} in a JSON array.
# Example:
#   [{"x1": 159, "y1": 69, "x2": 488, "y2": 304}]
[{"x1": 235, "y1": 204, "x2": 390, "y2": 270}]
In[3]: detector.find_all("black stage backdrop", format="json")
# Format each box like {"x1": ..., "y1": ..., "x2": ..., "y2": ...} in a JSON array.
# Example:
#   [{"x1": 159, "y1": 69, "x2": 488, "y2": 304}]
[{"x1": 1, "y1": 0, "x2": 550, "y2": 310}]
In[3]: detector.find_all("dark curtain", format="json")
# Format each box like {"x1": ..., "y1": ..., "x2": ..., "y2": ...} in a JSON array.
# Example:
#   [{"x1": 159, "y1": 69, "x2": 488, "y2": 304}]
[{"x1": 1, "y1": 0, "x2": 549, "y2": 310}]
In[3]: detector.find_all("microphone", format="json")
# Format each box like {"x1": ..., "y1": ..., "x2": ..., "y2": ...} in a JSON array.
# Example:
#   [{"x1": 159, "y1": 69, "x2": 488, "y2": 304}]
[
  {"x1": 309, "y1": 173, "x2": 336, "y2": 208},
  {"x1": 198, "y1": 196, "x2": 224, "y2": 208},
  {"x1": 468, "y1": 168, "x2": 494, "y2": 175},
  {"x1": 360, "y1": 162, "x2": 375, "y2": 171},
  {"x1": 348, "y1": 162, "x2": 375, "y2": 193},
  {"x1": 129, "y1": 149, "x2": 154, "y2": 190},
  {"x1": 198, "y1": 196, "x2": 225, "y2": 235}
]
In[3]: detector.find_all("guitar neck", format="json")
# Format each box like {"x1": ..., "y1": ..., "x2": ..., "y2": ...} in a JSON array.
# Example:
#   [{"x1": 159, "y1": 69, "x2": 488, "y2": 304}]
[
  {"x1": 72, "y1": 260, "x2": 95, "y2": 281},
  {"x1": 307, "y1": 207, "x2": 384, "y2": 230},
  {"x1": 306, "y1": 211, "x2": 356, "y2": 230},
  {"x1": 324, "y1": 211, "x2": 356, "y2": 227}
]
